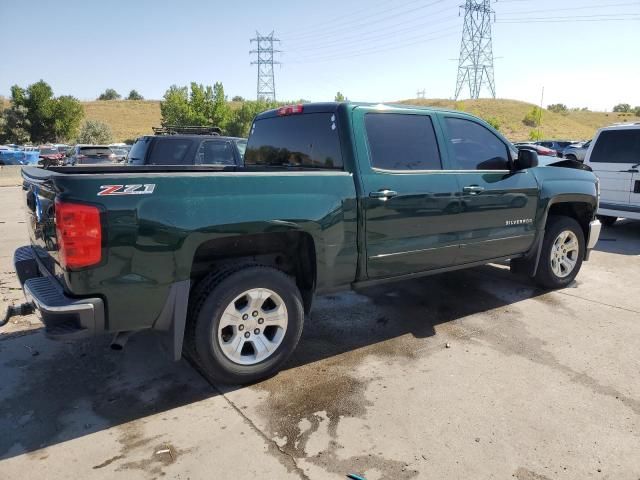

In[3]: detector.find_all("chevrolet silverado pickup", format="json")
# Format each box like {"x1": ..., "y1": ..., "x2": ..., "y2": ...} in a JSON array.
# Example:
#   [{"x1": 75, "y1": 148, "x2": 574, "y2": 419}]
[{"x1": 3, "y1": 102, "x2": 601, "y2": 384}]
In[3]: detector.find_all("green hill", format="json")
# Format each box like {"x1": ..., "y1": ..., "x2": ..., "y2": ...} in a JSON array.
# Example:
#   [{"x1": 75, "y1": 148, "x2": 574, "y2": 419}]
[
  {"x1": 397, "y1": 98, "x2": 637, "y2": 142},
  {"x1": 2, "y1": 97, "x2": 637, "y2": 143}
]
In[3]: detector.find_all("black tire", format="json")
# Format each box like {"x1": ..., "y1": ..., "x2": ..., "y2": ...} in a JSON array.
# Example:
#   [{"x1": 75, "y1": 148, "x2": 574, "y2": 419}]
[
  {"x1": 185, "y1": 265, "x2": 304, "y2": 384},
  {"x1": 534, "y1": 215, "x2": 585, "y2": 289},
  {"x1": 597, "y1": 215, "x2": 617, "y2": 227},
  {"x1": 565, "y1": 154, "x2": 577, "y2": 162}
]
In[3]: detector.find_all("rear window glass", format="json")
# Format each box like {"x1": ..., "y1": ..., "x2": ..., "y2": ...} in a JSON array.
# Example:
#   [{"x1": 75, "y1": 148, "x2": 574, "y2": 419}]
[
  {"x1": 591, "y1": 129, "x2": 640, "y2": 163},
  {"x1": 365, "y1": 113, "x2": 441, "y2": 170},
  {"x1": 79, "y1": 147, "x2": 112, "y2": 156},
  {"x1": 196, "y1": 141, "x2": 236, "y2": 165},
  {"x1": 245, "y1": 113, "x2": 343, "y2": 169},
  {"x1": 127, "y1": 138, "x2": 151, "y2": 165},
  {"x1": 147, "y1": 138, "x2": 193, "y2": 165}
]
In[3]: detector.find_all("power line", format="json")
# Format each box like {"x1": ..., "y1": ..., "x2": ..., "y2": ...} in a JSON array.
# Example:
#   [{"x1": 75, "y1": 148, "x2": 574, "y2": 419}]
[
  {"x1": 250, "y1": 31, "x2": 281, "y2": 101},
  {"x1": 455, "y1": 0, "x2": 496, "y2": 100},
  {"x1": 497, "y1": 16, "x2": 640, "y2": 23},
  {"x1": 499, "y1": 1, "x2": 640, "y2": 15},
  {"x1": 287, "y1": 5, "x2": 457, "y2": 52},
  {"x1": 284, "y1": 0, "x2": 447, "y2": 42},
  {"x1": 286, "y1": 28, "x2": 460, "y2": 64}
]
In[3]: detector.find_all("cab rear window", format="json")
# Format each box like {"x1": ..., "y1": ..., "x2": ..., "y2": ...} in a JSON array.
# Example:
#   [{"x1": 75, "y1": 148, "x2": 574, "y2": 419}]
[{"x1": 245, "y1": 113, "x2": 343, "y2": 169}]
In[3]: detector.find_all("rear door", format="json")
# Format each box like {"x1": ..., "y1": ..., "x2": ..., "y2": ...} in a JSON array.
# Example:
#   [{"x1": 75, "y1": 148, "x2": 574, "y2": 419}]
[
  {"x1": 439, "y1": 115, "x2": 539, "y2": 264},
  {"x1": 586, "y1": 128, "x2": 640, "y2": 213},
  {"x1": 353, "y1": 107, "x2": 461, "y2": 279}
]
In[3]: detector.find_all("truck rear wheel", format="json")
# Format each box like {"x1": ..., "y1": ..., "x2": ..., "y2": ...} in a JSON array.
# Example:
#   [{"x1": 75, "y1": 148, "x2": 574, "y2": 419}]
[
  {"x1": 534, "y1": 215, "x2": 585, "y2": 289},
  {"x1": 186, "y1": 265, "x2": 304, "y2": 384}
]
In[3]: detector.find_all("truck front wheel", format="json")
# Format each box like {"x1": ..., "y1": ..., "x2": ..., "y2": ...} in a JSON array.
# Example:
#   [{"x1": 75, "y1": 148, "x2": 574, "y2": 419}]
[
  {"x1": 186, "y1": 265, "x2": 304, "y2": 384},
  {"x1": 534, "y1": 215, "x2": 585, "y2": 289}
]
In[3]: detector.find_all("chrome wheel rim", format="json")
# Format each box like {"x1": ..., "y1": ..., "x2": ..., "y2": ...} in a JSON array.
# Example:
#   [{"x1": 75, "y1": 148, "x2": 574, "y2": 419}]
[
  {"x1": 216, "y1": 288, "x2": 288, "y2": 365},
  {"x1": 550, "y1": 230, "x2": 579, "y2": 278}
]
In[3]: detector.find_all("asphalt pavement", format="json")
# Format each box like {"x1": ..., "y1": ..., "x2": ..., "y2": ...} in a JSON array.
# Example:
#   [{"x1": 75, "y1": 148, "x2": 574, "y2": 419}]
[{"x1": 1, "y1": 184, "x2": 638, "y2": 480}]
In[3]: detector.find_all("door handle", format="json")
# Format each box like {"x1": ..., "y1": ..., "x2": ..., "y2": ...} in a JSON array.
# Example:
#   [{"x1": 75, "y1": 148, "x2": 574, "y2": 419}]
[
  {"x1": 369, "y1": 189, "x2": 398, "y2": 199},
  {"x1": 463, "y1": 185, "x2": 485, "y2": 194}
]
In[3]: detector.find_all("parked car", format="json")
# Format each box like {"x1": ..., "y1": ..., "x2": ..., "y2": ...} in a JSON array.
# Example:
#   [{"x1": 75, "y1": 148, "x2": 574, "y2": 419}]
[
  {"x1": 38, "y1": 145, "x2": 64, "y2": 167},
  {"x1": 108, "y1": 144, "x2": 131, "y2": 163},
  {"x1": 0, "y1": 146, "x2": 25, "y2": 165},
  {"x1": 584, "y1": 124, "x2": 640, "y2": 225},
  {"x1": 65, "y1": 145, "x2": 116, "y2": 165},
  {"x1": 127, "y1": 130, "x2": 246, "y2": 167},
  {"x1": 535, "y1": 140, "x2": 573, "y2": 157},
  {"x1": 513, "y1": 142, "x2": 557, "y2": 157},
  {"x1": 7, "y1": 102, "x2": 601, "y2": 384},
  {"x1": 562, "y1": 140, "x2": 591, "y2": 162}
]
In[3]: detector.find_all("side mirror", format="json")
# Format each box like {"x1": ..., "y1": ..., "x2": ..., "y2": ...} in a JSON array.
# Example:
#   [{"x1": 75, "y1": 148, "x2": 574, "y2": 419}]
[{"x1": 514, "y1": 148, "x2": 539, "y2": 170}]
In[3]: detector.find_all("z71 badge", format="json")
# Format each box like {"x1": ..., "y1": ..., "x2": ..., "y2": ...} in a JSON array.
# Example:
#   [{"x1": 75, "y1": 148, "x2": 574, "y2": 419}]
[{"x1": 98, "y1": 184, "x2": 156, "y2": 196}]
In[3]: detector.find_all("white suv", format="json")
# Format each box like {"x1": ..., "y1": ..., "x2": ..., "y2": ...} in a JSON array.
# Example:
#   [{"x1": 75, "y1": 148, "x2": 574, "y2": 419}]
[{"x1": 584, "y1": 123, "x2": 640, "y2": 225}]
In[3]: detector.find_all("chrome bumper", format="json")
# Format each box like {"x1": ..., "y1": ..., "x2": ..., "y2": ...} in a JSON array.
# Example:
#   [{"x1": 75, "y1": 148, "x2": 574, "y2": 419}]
[
  {"x1": 13, "y1": 246, "x2": 104, "y2": 339},
  {"x1": 585, "y1": 219, "x2": 601, "y2": 260}
]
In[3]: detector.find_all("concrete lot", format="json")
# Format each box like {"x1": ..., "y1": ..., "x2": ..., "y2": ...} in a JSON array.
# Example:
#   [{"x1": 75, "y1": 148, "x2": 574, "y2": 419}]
[{"x1": 0, "y1": 184, "x2": 638, "y2": 480}]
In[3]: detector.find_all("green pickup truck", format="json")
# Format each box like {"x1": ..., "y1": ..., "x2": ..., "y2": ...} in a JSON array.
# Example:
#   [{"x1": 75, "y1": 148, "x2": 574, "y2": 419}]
[{"x1": 5, "y1": 102, "x2": 601, "y2": 384}]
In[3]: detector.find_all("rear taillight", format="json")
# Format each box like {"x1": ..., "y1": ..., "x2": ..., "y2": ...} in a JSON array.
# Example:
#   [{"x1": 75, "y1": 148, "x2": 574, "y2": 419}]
[
  {"x1": 277, "y1": 104, "x2": 304, "y2": 116},
  {"x1": 55, "y1": 200, "x2": 102, "y2": 269}
]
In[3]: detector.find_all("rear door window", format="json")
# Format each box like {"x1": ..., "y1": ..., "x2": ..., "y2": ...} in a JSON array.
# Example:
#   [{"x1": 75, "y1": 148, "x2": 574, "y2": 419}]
[
  {"x1": 591, "y1": 129, "x2": 640, "y2": 163},
  {"x1": 364, "y1": 113, "x2": 441, "y2": 170},
  {"x1": 147, "y1": 138, "x2": 193, "y2": 165},
  {"x1": 245, "y1": 113, "x2": 343, "y2": 169},
  {"x1": 196, "y1": 140, "x2": 236, "y2": 165}
]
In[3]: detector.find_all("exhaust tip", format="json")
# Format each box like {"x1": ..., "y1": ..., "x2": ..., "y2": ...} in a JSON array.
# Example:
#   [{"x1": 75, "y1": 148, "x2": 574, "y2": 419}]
[{"x1": 110, "y1": 331, "x2": 133, "y2": 351}]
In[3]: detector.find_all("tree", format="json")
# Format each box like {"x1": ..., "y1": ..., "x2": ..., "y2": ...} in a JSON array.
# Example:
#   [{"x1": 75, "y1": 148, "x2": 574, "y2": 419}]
[
  {"x1": 160, "y1": 82, "x2": 231, "y2": 130},
  {"x1": 613, "y1": 103, "x2": 631, "y2": 113},
  {"x1": 523, "y1": 107, "x2": 542, "y2": 127},
  {"x1": 98, "y1": 88, "x2": 121, "y2": 101},
  {"x1": 547, "y1": 103, "x2": 567, "y2": 114},
  {"x1": 0, "y1": 80, "x2": 84, "y2": 143},
  {"x1": 335, "y1": 91, "x2": 346, "y2": 102},
  {"x1": 50, "y1": 95, "x2": 84, "y2": 141},
  {"x1": 127, "y1": 89, "x2": 144, "y2": 100},
  {"x1": 0, "y1": 105, "x2": 31, "y2": 144},
  {"x1": 226, "y1": 99, "x2": 279, "y2": 137},
  {"x1": 485, "y1": 116, "x2": 500, "y2": 131},
  {"x1": 77, "y1": 120, "x2": 113, "y2": 144},
  {"x1": 633, "y1": 106, "x2": 640, "y2": 117},
  {"x1": 528, "y1": 129, "x2": 543, "y2": 141},
  {"x1": 231, "y1": 95, "x2": 245, "y2": 102}
]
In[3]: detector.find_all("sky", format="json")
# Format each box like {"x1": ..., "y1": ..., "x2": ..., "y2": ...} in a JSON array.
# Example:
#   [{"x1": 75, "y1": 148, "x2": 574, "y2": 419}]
[{"x1": 1, "y1": 0, "x2": 639, "y2": 111}]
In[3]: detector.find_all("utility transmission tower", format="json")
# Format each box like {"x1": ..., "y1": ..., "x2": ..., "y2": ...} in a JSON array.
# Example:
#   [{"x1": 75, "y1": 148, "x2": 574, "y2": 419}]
[
  {"x1": 416, "y1": 89, "x2": 426, "y2": 99},
  {"x1": 454, "y1": 0, "x2": 496, "y2": 100},
  {"x1": 250, "y1": 31, "x2": 281, "y2": 101}
]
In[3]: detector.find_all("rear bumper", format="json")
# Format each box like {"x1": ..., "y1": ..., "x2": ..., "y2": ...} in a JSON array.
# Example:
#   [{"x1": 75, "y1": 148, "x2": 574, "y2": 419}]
[
  {"x1": 13, "y1": 246, "x2": 105, "y2": 339},
  {"x1": 584, "y1": 219, "x2": 601, "y2": 261}
]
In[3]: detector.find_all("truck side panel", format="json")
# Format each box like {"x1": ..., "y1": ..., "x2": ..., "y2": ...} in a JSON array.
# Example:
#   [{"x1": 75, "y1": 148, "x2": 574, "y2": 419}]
[{"x1": 49, "y1": 171, "x2": 358, "y2": 332}]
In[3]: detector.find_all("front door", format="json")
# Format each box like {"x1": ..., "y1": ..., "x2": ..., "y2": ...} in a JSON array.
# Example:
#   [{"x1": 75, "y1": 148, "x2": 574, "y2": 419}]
[
  {"x1": 353, "y1": 107, "x2": 461, "y2": 279},
  {"x1": 439, "y1": 115, "x2": 539, "y2": 264}
]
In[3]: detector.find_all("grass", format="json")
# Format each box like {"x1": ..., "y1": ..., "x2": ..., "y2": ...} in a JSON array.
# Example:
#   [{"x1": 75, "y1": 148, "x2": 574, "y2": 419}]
[
  {"x1": 2, "y1": 97, "x2": 639, "y2": 143},
  {"x1": 82, "y1": 100, "x2": 161, "y2": 142},
  {"x1": 397, "y1": 98, "x2": 639, "y2": 142}
]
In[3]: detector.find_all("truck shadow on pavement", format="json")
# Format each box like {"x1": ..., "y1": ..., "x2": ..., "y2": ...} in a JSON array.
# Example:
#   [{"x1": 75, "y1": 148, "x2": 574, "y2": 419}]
[
  {"x1": 0, "y1": 265, "x2": 544, "y2": 462},
  {"x1": 594, "y1": 220, "x2": 640, "y2": 256}
]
